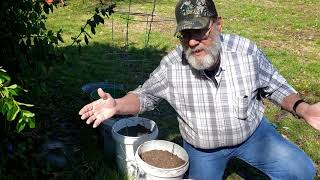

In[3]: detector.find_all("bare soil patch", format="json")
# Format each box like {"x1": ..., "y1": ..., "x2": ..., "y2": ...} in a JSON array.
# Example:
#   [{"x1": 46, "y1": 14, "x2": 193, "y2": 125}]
[{"x1": 141, "y1": 150, "x2": 185, "y2": 169}]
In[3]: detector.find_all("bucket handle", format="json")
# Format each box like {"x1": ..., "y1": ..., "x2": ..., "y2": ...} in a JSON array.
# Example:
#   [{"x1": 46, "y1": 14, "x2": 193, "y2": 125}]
[{"x1": 136, "y1": 166, "x2": 158, "y2": 180}]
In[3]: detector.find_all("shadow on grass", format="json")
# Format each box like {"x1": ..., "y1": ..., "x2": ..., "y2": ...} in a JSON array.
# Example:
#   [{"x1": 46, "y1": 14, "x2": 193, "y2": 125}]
[
  {"x1": 0, "y1": 41, "x2": 171, "y2": 179},
  {"x1": 42, "y1": 42, "x2": 172, "y2": 179}
]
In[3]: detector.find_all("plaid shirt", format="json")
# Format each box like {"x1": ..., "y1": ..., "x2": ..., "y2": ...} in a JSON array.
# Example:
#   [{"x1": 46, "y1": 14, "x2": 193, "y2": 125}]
[{"x1": 131, "y1": 34, "x2": 297, "y2": 149}]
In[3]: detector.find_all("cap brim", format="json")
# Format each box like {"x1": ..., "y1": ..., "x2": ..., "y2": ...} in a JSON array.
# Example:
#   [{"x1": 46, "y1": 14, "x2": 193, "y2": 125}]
[{"x1": 175, "y1": 17, "x2": 211, "y2": 35}]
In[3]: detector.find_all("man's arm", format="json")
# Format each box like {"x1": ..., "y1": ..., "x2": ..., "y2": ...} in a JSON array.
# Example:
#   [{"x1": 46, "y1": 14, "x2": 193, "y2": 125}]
[
  {"x1": 281, "y1": 94, "x2": 320, "y2": 130},
  {"x1": 115, "y1": 93, "x2": 140, "y2": 115},
  {"x1": 79, "y1": 88, "x2": 140, "y2": 128},
  {"x1": 256, "y1": 50, "x2": 320, "y2": 131}
]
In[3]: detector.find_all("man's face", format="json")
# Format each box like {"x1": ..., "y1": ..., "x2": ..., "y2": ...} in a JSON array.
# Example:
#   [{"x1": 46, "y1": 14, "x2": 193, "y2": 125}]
[{"x1": 179, "y1": 19, "x2": 222, "y2": 70}]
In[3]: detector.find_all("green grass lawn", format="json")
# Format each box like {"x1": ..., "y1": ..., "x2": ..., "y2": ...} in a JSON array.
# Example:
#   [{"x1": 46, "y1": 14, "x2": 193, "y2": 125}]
[{"x1": 44, "y1": 0, "x2": 319, "y2": 179}]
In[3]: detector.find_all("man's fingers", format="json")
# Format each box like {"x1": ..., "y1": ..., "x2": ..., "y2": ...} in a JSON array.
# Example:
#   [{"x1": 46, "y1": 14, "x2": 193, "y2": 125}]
[
  {"x1": 79, "y1": 103, "x2": 93, "y2": 115},
  {"x1": 86, "y1": 115, "x2": 96, "y2": 125},
  {"x1": 98, "y1": 88, "x2": 108, "y2": 100},
  {"x1": 93, "y1": 119, "x2": 103, "y2": 128},
  {"x1": 98, "y1": 88, "x2": 112, "y2": 100},
  {"x1": 81, "y1": 110, "x2": 94, "y2": 120}
]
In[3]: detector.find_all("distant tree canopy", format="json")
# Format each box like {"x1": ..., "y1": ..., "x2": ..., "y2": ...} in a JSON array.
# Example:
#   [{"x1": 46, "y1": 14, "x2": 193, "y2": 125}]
[
  {"x1": 0, "y1": 0, "x2": 115, "y2": 133},
  {"x1": 0, "y1": 0, "x2": 115, "y2": 83},
  {"x1": 0, "y1": 0, "x2": 61, "y2": 134},
  {"x1": 0, "y1": 0, "x2": 64, "y2": 84}
]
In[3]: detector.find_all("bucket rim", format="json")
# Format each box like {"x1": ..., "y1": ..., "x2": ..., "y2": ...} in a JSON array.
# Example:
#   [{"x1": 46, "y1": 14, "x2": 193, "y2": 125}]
[
  {"x1": 135, "y1": 140, "x2": 189, "y2": 172},
  {"x1": 111, "y1": 117, "x2": 159, "y2": 142}
]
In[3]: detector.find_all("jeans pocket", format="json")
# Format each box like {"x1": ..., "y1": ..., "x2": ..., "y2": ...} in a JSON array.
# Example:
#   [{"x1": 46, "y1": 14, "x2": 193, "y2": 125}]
[{"x1": 235, "y1": 95, "x2": 249, "y2": 120}]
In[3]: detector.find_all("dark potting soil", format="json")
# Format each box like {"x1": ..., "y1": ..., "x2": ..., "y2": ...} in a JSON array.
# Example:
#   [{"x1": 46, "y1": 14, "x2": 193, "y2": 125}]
[
  {"x1": 141, "y1": 150, "x2": 185, "y2": 169},
  {"x1": 117, "y1": 124, "x2": 151, "y2": 137}
]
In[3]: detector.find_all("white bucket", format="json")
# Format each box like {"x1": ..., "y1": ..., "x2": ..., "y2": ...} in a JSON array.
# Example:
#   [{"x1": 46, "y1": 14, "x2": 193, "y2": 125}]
[
  {"x1": 98, "y1": 117, "x2": 120, "y2": 156},
  {"x1": 111, "y1": 117, "x2": 158, "y2": 179},
  {"x1": 135, "y1": 140, "x2": 189, "y2": 180}
]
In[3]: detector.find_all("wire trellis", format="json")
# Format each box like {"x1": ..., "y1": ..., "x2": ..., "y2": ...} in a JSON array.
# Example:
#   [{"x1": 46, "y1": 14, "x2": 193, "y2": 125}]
[
  {"x1": 106, "y1": 0, "x2": 164, "y2": 87},
  {"x1": 104, "y1": 0, "x2": 179, "y2": 141}
]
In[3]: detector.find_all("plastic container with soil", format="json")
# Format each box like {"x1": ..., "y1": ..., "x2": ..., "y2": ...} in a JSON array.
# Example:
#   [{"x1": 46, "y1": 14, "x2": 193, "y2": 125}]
[
  {"x1": 112, "y1": 117, "x2": 158, "y2": 179},
  {"x1": 135, "y1": 140, "x2": 189, "y2": 180}
]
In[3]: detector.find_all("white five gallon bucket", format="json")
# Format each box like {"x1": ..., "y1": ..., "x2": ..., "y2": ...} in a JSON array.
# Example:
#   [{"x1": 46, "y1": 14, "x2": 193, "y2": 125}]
[
  {"x1": 135, "y1": 140, "x2": 189, "y2": 180},
  {"x1": 111, "y1": 117, "x2": 158, "y2": 179}
]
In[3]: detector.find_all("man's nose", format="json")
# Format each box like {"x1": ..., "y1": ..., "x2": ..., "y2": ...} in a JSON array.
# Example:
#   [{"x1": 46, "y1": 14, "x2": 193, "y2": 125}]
[{"x1": 188, "y1": 38, "x2": 200, "y2": 47}]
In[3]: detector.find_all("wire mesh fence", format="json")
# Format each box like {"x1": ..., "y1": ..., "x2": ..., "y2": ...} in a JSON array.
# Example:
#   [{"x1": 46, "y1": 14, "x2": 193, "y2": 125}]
[{"x1": 90, "y1": 0, "x2": 179, "y2": 142}]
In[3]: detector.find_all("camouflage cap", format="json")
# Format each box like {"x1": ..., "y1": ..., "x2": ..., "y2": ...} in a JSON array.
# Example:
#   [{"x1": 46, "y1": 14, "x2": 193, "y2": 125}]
[{"x1": 175, "y1": 0, "x2": 218, "y2": 33}]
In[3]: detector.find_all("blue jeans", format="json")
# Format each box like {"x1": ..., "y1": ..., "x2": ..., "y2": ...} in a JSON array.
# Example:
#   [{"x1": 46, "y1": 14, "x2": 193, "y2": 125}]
[{"x1": 183, "y1": 118, "x2": 316, "y2": 180}]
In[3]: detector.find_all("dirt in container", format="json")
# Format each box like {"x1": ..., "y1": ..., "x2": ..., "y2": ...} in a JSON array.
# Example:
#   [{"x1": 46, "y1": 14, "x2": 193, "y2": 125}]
[
  {"x1": 117, "y1": 124, "x2": 151, "y2": 137},
  {"x1": 140, "y1": 150, "x2": 185, "y2": 168}
]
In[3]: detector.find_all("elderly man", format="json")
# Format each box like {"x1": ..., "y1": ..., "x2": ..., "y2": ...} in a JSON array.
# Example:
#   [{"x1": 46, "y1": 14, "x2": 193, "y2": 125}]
[{"x1": 79, "y1": 0, "x2": 319, "y2": 179}]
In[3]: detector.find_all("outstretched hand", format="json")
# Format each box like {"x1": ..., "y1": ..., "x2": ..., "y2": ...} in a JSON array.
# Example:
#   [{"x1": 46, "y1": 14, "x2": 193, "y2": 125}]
[
  {"x1": 79, "y1": 88, "x2": 117, "y2": 128},
  {"x1": 302, "y1": 102, "x2": 320, "y2": 131}
]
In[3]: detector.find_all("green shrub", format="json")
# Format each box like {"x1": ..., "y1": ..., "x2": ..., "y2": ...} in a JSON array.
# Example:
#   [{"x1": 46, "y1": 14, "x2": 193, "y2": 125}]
[{"x1": 0, "y1": 67, "x2": 35, "y2": 132}]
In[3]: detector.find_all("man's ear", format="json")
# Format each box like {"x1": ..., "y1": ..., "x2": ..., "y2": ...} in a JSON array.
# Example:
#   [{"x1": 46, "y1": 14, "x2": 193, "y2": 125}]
[{"x1": 216, "y1": 16, "x2": 222, "y2": 32}]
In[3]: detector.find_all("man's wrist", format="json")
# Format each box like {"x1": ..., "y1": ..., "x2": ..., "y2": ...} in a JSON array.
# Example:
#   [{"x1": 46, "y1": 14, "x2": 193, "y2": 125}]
[
  {"x1": 293, "y1": 100, "x2": 309, "y2": 119},
  {"x1": 114, "y1": 98, "x2": 121, "y2": 115}
]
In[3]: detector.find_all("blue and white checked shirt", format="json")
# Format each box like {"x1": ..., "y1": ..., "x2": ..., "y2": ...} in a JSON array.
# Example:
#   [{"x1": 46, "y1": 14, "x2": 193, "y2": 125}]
[{"x1": 131, "y1": 34, "x2": 297, "y2": 149}]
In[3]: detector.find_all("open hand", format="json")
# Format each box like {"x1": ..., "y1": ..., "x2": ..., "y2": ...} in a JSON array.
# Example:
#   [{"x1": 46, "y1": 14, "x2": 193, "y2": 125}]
[
  {"x1": 302, "y1": 102, "x2": 320, "y2": 131},
  {"x1": 79, "y1": 88, "x2": 117, "y2": 128}
]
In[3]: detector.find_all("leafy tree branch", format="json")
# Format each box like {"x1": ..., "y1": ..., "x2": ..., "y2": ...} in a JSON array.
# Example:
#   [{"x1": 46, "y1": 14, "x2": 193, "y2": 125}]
[{"x1": 71, "y1": 4, "x2": 116, "y2": 50}]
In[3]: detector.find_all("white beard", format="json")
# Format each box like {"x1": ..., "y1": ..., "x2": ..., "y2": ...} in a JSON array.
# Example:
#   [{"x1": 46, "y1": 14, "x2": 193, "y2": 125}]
[{"x1": 183, "y1": 30, "x2": 222, "y2": 70}]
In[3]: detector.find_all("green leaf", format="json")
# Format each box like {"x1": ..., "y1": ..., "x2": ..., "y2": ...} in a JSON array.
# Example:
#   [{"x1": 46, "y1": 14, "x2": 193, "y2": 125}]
[
  {"x1": 86, "y1": 19, "x2": 91, "y2": 26},
  {"x1": 47, "y1": 30, "x2": 54, "y2": 37},
  {"x1": 21, "y1": 110, "x2": 35, "y2": 118},
  {"x1": 0, "y1": 71, "x2": 11, "y2": 84},
  {"x1": 6, "y1": 103, "x2": 19, "y2": 121},
  {"x1": 5, "y1": 100, "x2": 13, "y2": 110},
  {"x1": 91, "y1": 26, "x2": 96, "y2": 35},
  {"x1": 93, "y1": 14, "x2": 100, "y2": 24},
  {"x1": 17, "y1": 102, "x2": 34, "y2": 107},
  {"x1": 108, "y1": 4, "x2": 116, "y2": 15},
  {"x1": 6, "y1": 84, "x2": 17, "y2": 89},
  {"x1": 84, "y1": 35, "x2": 89, "y2": 45},
  {"x1": 43, "y1": 3, "x2": 50, "y2": 14},
  {"x1": 28, "y1": 117, "x2": 36, "y2": 128},
  {"x1": 95, "y1": 8, "x2": 99, "y2": 14},
  {"x1": 101, "y1": 9, "x2": 106, "y2": 16},
  {"x1": 1, "y1": 99, "x2": 8, "y2": 114},
  {"x1": 0, "y1": 99, "x2": 4, "y2": 113},
  {"x1": 6, "y1": 84, "x2": 25, "y2": 96},
  {"x1": 98, "y1": 15, "x2": 104, "y2": 24},
  {"x1": 17, "y1": 121, "x2": 26, "y2": 133},
  {"x1": 2, "y1": 88, "x2": 10, "y2": 98},
  {"x1": 88, "y1": 20, "x2": 96, "y2": 28}
]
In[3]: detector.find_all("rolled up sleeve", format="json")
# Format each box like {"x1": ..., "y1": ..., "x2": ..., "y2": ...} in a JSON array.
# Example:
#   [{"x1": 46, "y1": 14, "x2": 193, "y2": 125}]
[{"x1": 129, "y1": 60, "x2": 169, "y2": 114}]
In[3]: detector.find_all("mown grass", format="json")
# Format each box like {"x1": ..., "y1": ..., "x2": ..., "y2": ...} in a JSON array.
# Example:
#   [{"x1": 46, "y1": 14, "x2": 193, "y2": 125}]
[{"x1": 45, "y1": 0, "x2": 319, "y2": 179}]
